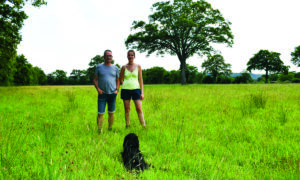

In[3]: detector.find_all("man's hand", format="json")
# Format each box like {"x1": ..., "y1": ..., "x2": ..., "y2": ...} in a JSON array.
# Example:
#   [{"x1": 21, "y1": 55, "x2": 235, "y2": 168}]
[
  {"x1": 98, "y1": 89, "x2": 104, "y2": 94},
  {"x1": 140, "y1": 93, "x2": 144, "y2": 100}
]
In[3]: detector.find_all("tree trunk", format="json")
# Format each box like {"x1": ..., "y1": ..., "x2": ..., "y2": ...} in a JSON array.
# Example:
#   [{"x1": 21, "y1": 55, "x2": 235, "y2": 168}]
[
  {"x1": 265, "y1": 70, "x2": 268, "y2": 84},
  {"x1": 180, "y1": 60, "x2": 187, "y2": 85}
]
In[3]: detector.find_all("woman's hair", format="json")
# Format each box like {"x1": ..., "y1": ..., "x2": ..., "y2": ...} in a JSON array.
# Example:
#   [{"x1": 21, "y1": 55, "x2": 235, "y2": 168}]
[
  {"x1": 104, "y1": 49, "x2": 112, "y2": 57},
  {"x1": 127, "y1": 50, "x2": 135, "y2": 57}
]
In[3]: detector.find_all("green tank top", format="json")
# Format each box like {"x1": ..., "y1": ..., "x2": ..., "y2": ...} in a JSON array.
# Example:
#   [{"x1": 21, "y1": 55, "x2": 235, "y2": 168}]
[{"x1": 122, "y1": 67, "x2": 140, "y2": 90}]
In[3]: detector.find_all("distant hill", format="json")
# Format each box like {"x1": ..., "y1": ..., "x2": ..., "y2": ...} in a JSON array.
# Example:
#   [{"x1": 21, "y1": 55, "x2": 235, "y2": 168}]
[{"x1": 231, "y1": 73, "x2": 263, "y2": 80}]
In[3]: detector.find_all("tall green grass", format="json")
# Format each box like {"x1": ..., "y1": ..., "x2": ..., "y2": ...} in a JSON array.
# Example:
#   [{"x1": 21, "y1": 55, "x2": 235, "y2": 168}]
[{"x1": 0, "y1": 84, "x2": 299, "y2": 179}]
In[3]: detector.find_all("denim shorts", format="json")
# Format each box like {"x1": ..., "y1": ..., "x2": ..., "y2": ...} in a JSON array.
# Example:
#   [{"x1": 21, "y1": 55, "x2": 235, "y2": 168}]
[
  {"x1": 98, "y1": 93, "x2": 117, "y2": 114},
  {"x1": 121, "y1": 89, "x2": 141, "y2": 100}
]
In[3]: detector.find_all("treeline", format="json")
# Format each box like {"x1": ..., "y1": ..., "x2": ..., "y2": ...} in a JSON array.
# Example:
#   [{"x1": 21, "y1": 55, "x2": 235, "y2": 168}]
[
  {"x1": 142, "y1": 66, "x2": 300, "y2": 84},
  {"x1": 1, "y1": 53, "x2": 300, "y2": 86},
  {"x1": 42, "y1": 66, "x2": 300, "y2": 85}
]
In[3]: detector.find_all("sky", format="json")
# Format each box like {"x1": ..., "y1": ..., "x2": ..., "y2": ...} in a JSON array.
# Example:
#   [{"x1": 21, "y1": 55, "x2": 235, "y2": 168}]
[{"x1": 18, "y1": 0, "x2": 300, "y2": 75}]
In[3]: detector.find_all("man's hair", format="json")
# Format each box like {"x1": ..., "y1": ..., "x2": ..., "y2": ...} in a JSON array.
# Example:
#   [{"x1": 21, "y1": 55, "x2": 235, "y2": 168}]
[
  {"x1": 127, "y1": 50, "x2": 135, "y2": 57},
  {"x1": 104, "y1": 49, "x2": 112, "y2": 57}
]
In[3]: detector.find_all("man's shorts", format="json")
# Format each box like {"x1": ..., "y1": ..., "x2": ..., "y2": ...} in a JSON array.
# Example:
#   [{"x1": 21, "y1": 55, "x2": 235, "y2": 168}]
[
  {"x1": 121, "y1": 89, "x2": 141, "y2": 100},
  {"x1": 98, "y1": 93, "x2": 117, "y2": 114}
]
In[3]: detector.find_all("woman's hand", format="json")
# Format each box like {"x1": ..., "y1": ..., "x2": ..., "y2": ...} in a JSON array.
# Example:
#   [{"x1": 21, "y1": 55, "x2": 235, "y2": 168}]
[{"x1": 140, "y1": 93, "x2": 144, "y2": 100}]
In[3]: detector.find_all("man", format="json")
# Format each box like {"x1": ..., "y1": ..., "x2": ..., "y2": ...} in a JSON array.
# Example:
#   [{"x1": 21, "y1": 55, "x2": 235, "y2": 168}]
[{"x1": 94, "y1": 50, "x2": 119, "y2": 134}]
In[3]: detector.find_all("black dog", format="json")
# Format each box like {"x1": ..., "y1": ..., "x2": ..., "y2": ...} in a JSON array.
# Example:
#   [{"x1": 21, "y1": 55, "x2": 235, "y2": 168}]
[{"x1": 121, "y1": 133, "x2": 150, "y2": 171}]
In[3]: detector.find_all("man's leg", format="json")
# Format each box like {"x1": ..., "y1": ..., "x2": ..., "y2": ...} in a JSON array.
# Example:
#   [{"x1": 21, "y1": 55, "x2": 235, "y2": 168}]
[
  {"x1": 97, "y1": 94, "x2": 106, "y2": 134},
  {"x1": 97, "y1": 113, "x2": 104, "y2": 133},
  {"x1": 134, "y1": 100, "x2": 145, "y2": 127},
  {"x1": 108, "y1": 113, "x2": 114, "y2": 130}
]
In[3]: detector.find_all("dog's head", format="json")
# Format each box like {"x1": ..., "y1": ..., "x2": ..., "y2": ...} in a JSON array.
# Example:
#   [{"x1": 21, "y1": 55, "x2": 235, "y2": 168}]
[{"x1": 123, "y1": 133, "x2": 139, "y2": 151}]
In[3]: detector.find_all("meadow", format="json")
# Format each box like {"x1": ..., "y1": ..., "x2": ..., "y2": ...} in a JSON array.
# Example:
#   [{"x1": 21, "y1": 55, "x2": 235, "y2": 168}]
[{"x1": 0, "y1": 84, "x2": 299, "y2": 179}]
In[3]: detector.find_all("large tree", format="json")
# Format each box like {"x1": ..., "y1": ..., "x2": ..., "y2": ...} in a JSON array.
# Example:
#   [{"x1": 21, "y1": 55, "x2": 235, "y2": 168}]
[
  {"x1": 32, "y1": 66, "x2": 47, "y2": 85},
  {"x1": 247, "y1": 50, "x2": 288, "y2": 83},
  {"x1": 86, "y1": 55, "x2": 105, "y2": 83},
  {"x1": 291, "y1": 45, "x2": 300, "y2": 67},
  {"x1": 201, "y1": 54, "x2": 232, "y2": 82},
  {"x1": 0, "y1": 0, "x2": 46, "y2": 85},
  {"x1": 69, "y1": 69, "x2": 88, "y2": 85},
  {"x1": 13, "y1": 54, "x2": 33, "y2": 85},
  {"x1": 50, "y1": 70, "x2": 67, "y2": 85},
  {"x1": 125, "y1": 0, "x2": 233, "y2": 84}
]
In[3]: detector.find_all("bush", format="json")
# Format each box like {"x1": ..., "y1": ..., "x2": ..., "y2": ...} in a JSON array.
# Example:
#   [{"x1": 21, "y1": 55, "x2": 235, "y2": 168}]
[
  {"x1": 217, "y1": 75, "x2": 232, "y2": 84},
  {"x1": 279, "y1": 73, "x2": 293, "y2": 82},
  {"x1": 202, "y1": 75, "x2": 214, "y2": 84},
  {"x1": 292, "y1": 78, "x2": 300, "y2": 83}
]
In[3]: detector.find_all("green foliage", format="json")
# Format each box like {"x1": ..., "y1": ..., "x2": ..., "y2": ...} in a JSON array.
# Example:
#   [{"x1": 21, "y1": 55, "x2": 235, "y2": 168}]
[
  {"x1": 47, "y1": 70, "x2": 67, "y2": 85},
  {"x1": 233, "y1": 72, "x2": 253, "y2": 84},
  {"x1": 291, "y1": 45, "x2": 300, "y2": 67},
  {"x1": 185, "y1": 64, "x2": 198, "y2": 84},
  {"x1": 32, "y1": 66, "x2": 47, "y2": 85},
  {"x1": 69, "y1": 69, "x2": 88, "y2": 85},
  {"x1": 86, "y1": 55, "x2": 104, "y2": 83},
  {"x1": 142, "y1": 65, "x2": 202, "y2": 84},
  {"x1": 292, "y1": 78, "x2": 300, "y2": 83},
  {"x1": 13, "y1": 54, "x2": 33, "y2": 85},
  {"x1": 202, "y1": 75, "x2": 214, "y2": 84},
  {"x1": 247, "y1": 50, "x2": 288, "y2": 83},
  {"x1": 202, "y1": 54, "x2": 232, "y2": 82},
  {"x1": 0, "y1": 51, "x2": 17, "y2": 85},
  {"x1": 278, "y1": 72, "x2": 294, "y2": 82},
  {"x1": 143, "y1": 66, "x2": 168, "y2": 84},
  {"x1": 125, "y1": 0, "x2": 233, "y2": 84},
  {"x1": 164, "y1": 70, "x2": 181, "y2": 84},
  {"x1": 269, "y1": 73, "x2": 279, "y2": 82},
  {"x1": 294, "y1": 72, "x2": 300, "y2": 79},
  {"x1": 0, "y1": 0, "x2": 46, "y2": 85},
  {"x1": 216, "y1": 75, "x2": 232, "y2": 84}
]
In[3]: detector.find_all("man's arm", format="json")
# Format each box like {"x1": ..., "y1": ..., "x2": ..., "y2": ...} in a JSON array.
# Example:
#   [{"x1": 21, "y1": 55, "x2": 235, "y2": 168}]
[
  {"x1": 94, "y1": 75, "x2": 104, "y2": 94},
  {"x1": 119, "y1": 65, "x2": 125, "y2": 85},
  {"x1": 115, "y1": 77, "x2": 120, "y2": 94}
]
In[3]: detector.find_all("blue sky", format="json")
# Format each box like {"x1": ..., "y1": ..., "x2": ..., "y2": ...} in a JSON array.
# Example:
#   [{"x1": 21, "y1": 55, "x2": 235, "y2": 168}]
[{"x1": 18, "y1": 0, "x2": 300, "y2": 75}]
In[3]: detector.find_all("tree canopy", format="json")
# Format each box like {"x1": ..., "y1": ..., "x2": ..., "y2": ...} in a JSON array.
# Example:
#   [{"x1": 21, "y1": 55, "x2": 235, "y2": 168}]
[
  {"x1": 0, "y1": 0, "x2": 46, "y2": 85},
  {"x1": 125, "y1": 0, "x2": 233, "y2": 84},
  {"x1": 201, "y1": 54, "x2": 232, "y2": 82},
  {"x1": 291, "y1": 45, "x2": 300, "y2": 67},
  {"x1": 247, "y1": 50, "x2": 288, "y2": 83}
]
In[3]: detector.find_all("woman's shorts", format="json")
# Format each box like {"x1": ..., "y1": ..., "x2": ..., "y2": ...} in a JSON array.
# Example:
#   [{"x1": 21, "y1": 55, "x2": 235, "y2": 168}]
[
  {"x1": 98, "y1": 93, "x2": 117, "y2": 114},
  {"x1": 121, "y1": 89, "x2": 141, "y2": 100}
]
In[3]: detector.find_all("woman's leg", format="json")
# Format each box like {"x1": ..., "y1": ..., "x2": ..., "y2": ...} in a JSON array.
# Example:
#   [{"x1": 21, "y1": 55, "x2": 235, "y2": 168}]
[
  {"x1": 134, "y1": 100, "x2": 145, "y2": 127},
  {"x1": 123, "y1": 100, "x2": 131, "y2": 127}
]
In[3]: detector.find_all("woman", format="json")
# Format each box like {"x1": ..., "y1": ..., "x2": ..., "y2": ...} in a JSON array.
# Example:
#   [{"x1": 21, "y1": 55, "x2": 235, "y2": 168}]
[{"x1": 119, "y1": 50, "x2": 145, "y2": 128}]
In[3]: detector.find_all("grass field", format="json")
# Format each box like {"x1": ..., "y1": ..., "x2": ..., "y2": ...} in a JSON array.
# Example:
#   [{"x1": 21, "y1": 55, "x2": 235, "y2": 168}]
[{"x1": 0, "y1": 84, "x2": 299, "y2": 179}]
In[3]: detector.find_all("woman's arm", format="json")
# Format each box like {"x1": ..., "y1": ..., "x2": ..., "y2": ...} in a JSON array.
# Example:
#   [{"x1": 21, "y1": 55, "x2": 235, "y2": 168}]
[{"x1": 138, "y1": 65, "x2": 144, "y2": 100}]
